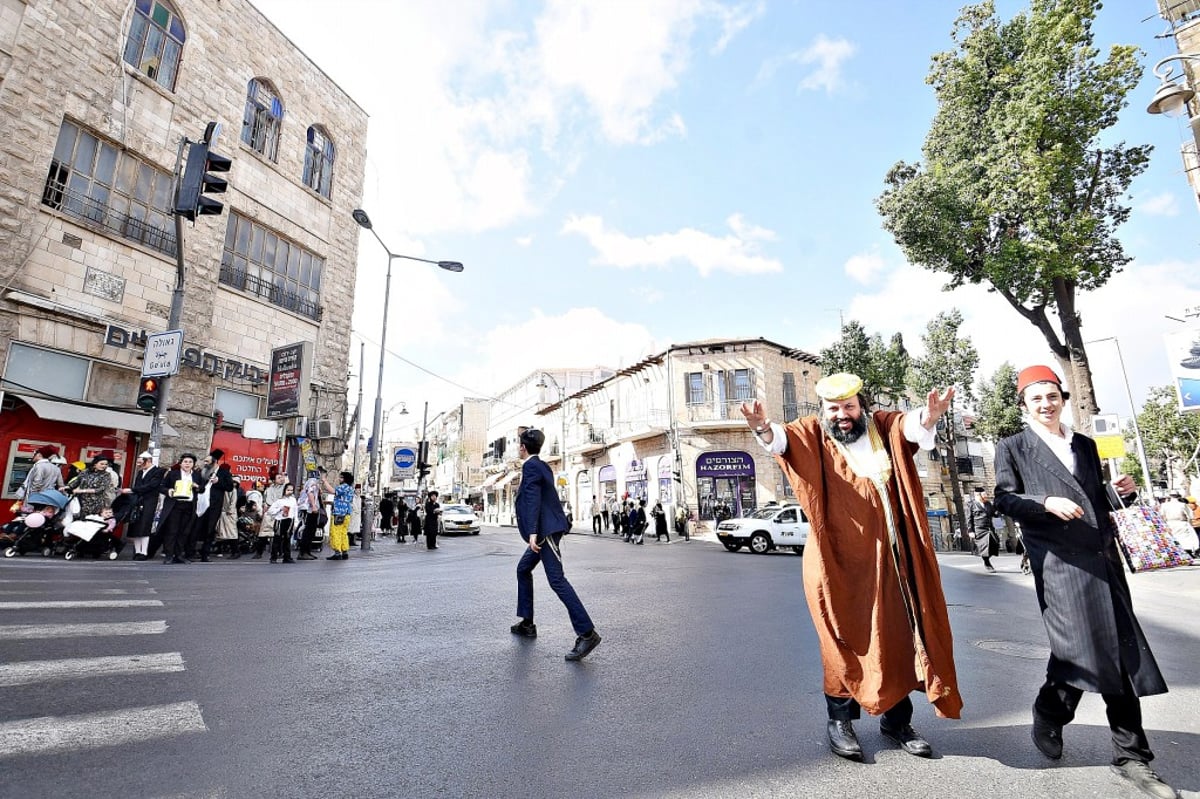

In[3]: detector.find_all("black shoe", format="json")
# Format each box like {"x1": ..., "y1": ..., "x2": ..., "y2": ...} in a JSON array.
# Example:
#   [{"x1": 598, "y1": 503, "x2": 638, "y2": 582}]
[
  {"x1": 169, "y1": 557, "x2": 186, "y2": 564},
  {"x1": 826, "y1": 720, "x2": 863, "y2": 761},
  {"x1": 985, "y1": 564, "x2": 996, "y2": 573},
  {"x1": 282, "y1": 558, "x2": 295, "y2": 563},
  {"x1": 1110, "y1": 760, "x2": 1176, "y2": 799},
  {"x1": 1031, "y1": 716, "x2": 1063, "y2": 759},
  {"x1": 880, "y1": 722, "x2": 932, "y2": 758},
  {"x1": 510, "y1": 620, "x2": 537, "y2": 638},
  {"x1": 327, "y1": 554, "x2": 341, "y2": 560},
  {"x1": 565, "y1": 630, "x2": 601, "y2": 661},
  {"x1": 341, "y1": 552, "x2": 349, "y2": 559},
  {"x1": 199, "y1": 557, "x2": 210, "y2": 563}
]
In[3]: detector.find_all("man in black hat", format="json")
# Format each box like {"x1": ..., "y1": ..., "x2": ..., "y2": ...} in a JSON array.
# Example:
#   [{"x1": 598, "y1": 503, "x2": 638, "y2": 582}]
[{"x1": 510, "y1": 428, "x2": 601, "y2": 662}]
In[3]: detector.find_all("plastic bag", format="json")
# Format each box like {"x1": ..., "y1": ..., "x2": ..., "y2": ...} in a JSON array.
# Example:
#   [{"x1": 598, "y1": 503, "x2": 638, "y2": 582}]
[{"x1": 195, "y1": 484, "x2": 211, "y2": 518}]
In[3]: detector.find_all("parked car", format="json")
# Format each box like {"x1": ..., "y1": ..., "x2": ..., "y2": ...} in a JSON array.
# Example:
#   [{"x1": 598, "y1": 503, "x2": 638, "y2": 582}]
[
  {"x1": 716, "y1": 504, "x2": 809, "y2": 554},
  {"x1": 439, "y1": 504, "x2": 481, "y2": 535}
]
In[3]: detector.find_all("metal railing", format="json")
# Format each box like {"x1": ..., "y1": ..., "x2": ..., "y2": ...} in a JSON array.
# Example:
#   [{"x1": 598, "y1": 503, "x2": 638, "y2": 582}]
[
  {"x1": 219, "y1": 263, "x2": 321, "y2": 320},
  {"x1": 41, "y1": 180, "x2": 177, "y2": 257}
]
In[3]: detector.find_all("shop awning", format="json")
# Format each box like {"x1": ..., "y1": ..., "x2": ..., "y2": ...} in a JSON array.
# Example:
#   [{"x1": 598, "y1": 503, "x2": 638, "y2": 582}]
[
  {"x1": 19, "y1": 395, "x2": 180, "y2": 437},
  {"x1": 494, "y1": 471, "x2": 520, "y2": 490},
  {"x1": 480, "y1": 471, "x2": 508, "y2": 490}
]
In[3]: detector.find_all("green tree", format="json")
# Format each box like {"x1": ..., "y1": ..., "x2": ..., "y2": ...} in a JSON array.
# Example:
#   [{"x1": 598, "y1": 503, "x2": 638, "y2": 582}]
[
  {"x1": 973, "y1": 362, "x2": 1025, "y2": 443},
  {"x1": 1129, "y1": 385, "x2": 1200, "y2": 490},
  {"x1": 910, "y1": 309, "x2": 980, "y2": 542},
  {"x1": 875, "y1": 0, "x2": 1150, "y2": 433},
  {"x1": 819, "y1": 321, "x2": 910, "y2": 407}
]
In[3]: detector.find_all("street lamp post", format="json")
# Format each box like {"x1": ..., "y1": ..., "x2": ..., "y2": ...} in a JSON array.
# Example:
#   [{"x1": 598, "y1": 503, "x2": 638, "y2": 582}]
[
  {"x1": 1087, "y1": 336, "x2": 1154, "y2": 494},
  {"x1": 536, "y1": 372, "x2": 569, "y2": 508},
  {"x1": 352, "y1": 208, "x2": 463, "y2": 551}
]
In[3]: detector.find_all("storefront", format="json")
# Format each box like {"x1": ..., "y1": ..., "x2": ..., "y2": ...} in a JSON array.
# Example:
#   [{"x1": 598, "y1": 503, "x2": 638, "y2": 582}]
[
  {"x1": 696, "y1": 450, "x2": 756, "y2": 522},
  {"x1": 597, "y1": 464, "x2": 617, "y2": 502},
  {"x1": 0, "y1": 394, "x2": 171, "y2": 523}
]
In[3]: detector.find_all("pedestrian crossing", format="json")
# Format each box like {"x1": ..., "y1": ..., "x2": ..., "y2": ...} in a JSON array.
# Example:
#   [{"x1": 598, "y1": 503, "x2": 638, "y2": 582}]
[{"x1": 0, "y1": 564, "x2": 208, "y2": 761}]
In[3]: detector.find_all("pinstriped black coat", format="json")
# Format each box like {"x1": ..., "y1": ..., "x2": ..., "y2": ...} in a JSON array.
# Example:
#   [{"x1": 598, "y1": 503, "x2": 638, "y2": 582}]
[{"x1": 993, "y1": 427, "x2": 1166, "y2": 697}]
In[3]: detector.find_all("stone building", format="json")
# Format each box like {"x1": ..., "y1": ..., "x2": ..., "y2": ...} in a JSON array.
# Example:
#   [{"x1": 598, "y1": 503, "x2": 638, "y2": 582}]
[{"x1": 0, "y1": 0, "x2": 366, "y2": 515}]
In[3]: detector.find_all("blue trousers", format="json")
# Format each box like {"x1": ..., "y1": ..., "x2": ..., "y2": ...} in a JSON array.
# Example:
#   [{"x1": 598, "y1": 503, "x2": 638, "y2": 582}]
[{"x1": 516, "y1": 533, "x2": 593, "y2": 636}]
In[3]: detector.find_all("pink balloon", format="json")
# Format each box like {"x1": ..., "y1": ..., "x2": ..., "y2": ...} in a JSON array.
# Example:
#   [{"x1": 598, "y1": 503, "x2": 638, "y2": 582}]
[{"x1": 24, "y1": 513, "x2": 45, "y2": 529}]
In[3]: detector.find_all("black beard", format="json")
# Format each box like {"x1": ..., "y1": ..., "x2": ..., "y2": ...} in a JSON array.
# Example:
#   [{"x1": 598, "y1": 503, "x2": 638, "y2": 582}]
[{"x1": 825, "y1": 413, "x2": 867, "y2": 444}]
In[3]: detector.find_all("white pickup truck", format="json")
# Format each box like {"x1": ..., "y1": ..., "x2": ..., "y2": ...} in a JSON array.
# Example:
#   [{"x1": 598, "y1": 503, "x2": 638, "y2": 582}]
[{"x1": 715, "y1": 503, "x2": 809, "y2": 555}]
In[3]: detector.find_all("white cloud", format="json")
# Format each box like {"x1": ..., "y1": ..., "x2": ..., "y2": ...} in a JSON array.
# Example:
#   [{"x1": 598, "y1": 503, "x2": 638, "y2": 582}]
[
  {"x1": 515, "y1": 235, "x2": 535, "y2": 247},
  {"x1": 1137, "y1": 192, "x2": 1180, "y2": 217},
  {"x1": 757, "y1": 34, "x2": 856, "y2": 94},
  {"x1": 843, "y1": 251, "x2": 888, "y2": 284},
  {"x1": 839, "y1": 258, "x2": 1200, "y2": 417},
  {"x1": 561, "y1": 213, "x2": 783, "y2": 276}
]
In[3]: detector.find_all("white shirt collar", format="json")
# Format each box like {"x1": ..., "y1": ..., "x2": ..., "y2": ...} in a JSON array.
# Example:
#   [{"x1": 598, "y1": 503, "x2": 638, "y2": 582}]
[{"x1": 1027, "y1": 421, "x2": 1075, "y2": 471}]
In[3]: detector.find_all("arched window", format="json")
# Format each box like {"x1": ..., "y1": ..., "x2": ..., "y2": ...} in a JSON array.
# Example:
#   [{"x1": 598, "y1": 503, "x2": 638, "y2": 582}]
[
  {"x1": 303, "y1": 126, "x2": 335, "y2": 198},
  {"x1": 123, "y1": 0, "x2": 186, "y2": 91},
  {"x1": 241, "y1": 79, "x2": 283, "y2": 162}
]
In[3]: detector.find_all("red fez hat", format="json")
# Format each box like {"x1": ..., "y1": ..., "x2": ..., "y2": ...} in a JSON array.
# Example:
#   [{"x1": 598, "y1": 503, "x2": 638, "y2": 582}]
[{"x1": 1016, "y1": 365, "x2": 1062, "y2": 395}]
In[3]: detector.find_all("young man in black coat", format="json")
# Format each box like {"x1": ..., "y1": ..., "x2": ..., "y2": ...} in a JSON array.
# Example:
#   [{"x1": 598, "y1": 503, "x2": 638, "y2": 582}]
[{"x1": 994, "y1": 365, "x2": 1173, "y2": 799}]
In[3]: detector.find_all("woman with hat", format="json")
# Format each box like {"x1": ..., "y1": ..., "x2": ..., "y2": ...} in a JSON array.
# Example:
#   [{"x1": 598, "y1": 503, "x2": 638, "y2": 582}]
[
  {"x1": 66, "y1": 454, "x2": 117, "y2": 518},
  {"x1": 993, "y1": 365, "x2": 1175, "y2": 799}
]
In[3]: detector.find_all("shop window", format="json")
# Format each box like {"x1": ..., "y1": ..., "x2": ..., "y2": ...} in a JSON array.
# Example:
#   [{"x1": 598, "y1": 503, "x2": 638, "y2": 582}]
[
  {"x1": 87, "y1": 362, "x2": 140, "y2": 407},
  {"x1": 242, "y1": 79, "x2": 283, "y2": 162},
  {"x1": 2, "y1": 344, "x2": 89, "y2": 400},
  {"x1": 41, "y1": 120, "x2": 177, "y2": 256},
  {"x1": 123, "y1": 0, "x2": 186, "y2": 91},
  {"x1": 220, "y1": 212, "x2": 323, "y2": 320},
  {"x1": 302, "y1": 126, "x2": 335, "y2": 198},
  {"x1": 215, "y1": 389, "x2": 261, "y2": 426}
]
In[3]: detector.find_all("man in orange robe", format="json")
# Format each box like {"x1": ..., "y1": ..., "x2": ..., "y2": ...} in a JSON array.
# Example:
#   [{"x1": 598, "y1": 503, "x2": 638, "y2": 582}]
[{"x1": 742, "y1": 373, "x2": 962, "y2": 761}]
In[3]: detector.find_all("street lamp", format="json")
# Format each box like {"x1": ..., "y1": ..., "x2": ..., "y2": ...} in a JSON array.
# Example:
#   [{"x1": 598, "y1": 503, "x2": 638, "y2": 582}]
[
  {"x1": 352, "y1": 207, "x2": 463, "y2": 551},
  {"x1": 1146, "y1": 54, "x2": 1200, "y2": 117},
  {"x1": 1087, "y1": 336, "x2": 1154, "y2": 494},
  {"x1": 536, "y1": 372, "x2": 569, "y2": 504}
]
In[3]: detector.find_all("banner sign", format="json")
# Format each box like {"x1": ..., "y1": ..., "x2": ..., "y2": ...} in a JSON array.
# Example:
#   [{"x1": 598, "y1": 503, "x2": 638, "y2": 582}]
[
  {"x1": 695, "y1": 451, "x2": 755, "y2": 478},
  {"x1": 267, "y1": 342, "x2": 313, "y2": 418}
]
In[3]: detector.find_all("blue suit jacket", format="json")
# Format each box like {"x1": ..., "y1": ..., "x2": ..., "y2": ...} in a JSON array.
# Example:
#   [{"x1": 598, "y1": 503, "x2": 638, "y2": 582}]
[{"x1": 515, "y1": 455, "x2": 568, "y2": 542}]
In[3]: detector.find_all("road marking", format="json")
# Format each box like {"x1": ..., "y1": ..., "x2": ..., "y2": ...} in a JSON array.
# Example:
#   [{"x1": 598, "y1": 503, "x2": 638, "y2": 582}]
[
  {"x1": 0, "y1": 701, "x2": 206, "y2": 758},
  {"x1": 0, "y1": 579, "x2": 150, "y2": 584},
  {"x1": 0, "y1": 653, "x2": 185, "y2": 686},
  {"x1": 0, "y1": 588, "x2": 157, "y2": 596},
  {"x1": 0, "y1": 600, "x2": 163, "y2": 609},
  {"x1": 0, "y1": 621, "x2": 168, "y2": 640}
]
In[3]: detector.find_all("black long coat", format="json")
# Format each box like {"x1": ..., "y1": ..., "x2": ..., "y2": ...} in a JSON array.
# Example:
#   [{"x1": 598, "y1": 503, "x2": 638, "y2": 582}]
[
  {"x1": 127, "y1": 466, "x2": 165, "y2": 538},
  {"x1": 968, "y1": 497, "x2": 997, "y2": 558},
  {"x1": 993, "y1": 427, "x2": 1166, "y2": 697}
]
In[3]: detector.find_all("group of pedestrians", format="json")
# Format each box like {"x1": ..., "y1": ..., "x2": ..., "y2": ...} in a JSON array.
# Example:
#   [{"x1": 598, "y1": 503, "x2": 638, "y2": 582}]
[{"x1": 585, "y1": 496, "x2": 673, "y2": 543}]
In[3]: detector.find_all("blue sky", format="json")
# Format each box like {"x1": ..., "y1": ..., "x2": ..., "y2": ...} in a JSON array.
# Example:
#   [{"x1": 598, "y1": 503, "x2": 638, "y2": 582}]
[{"x1": 251, "y1": 0, "x2": 1200, "y2": 436}]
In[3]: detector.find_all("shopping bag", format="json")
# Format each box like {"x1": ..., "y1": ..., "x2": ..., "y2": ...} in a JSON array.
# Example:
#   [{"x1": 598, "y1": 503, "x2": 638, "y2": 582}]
[
  {"x1": 195, "y1": 484, "x2": 211, "y2": 518},
  {"x1": 1109, "y1": 505, "x2": 1191, "y2": 573}
]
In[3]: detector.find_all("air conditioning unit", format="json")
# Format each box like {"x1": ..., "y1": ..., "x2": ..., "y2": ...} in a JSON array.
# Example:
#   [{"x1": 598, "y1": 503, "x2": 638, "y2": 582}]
[
  {"x1": 307, "y1": 418, "x2": 335, "y2": 439},
  {"x1": 288, "y1": 416, "x2": 308, "y2": 438}
]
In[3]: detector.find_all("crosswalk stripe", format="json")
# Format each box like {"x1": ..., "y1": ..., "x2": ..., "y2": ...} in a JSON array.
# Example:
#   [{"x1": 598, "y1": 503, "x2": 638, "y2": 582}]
[
  {"x1": 0, "y1": 653, "x2": 185, "y2": 686},
  {"x1": 0, "y1": 621, "x2": 168, "y2": 640},
  {"x1": 0, "y1": 600, "x2": 163, "y2": 609},
  {"x1": 0, "y1": 579, "x2": 150, "y2": 584},
  {"x1": 0, "y1": 589, "x2": 157, "y2": 595},
  {"x1": 0, "y1": 701, "x2": 206, "y2": 758}
]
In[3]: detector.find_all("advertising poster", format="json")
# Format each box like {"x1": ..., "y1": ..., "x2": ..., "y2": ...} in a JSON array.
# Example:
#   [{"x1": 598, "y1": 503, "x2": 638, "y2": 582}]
[
  {"x1": 211, "y1": 429, "x2": 280, "y2": 485},
  {"x1": 267, "y1": 342, "x2": 313, "y2": 418},
  {"x1": 1163, "y1": 327, "x2": 1200, "y2": 412}
]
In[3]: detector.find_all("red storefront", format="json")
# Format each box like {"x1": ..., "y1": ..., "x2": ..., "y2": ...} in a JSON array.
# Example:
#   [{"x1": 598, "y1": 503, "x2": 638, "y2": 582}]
[{"x1": 0, "y1": 395, "x2": 156, "y2": 524}]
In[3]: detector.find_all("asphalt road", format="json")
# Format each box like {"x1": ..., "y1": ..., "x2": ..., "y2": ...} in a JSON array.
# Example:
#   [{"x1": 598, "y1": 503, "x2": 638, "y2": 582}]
[{"x1": 1, "y1": 528, "x2": 1197, "y2": 799}]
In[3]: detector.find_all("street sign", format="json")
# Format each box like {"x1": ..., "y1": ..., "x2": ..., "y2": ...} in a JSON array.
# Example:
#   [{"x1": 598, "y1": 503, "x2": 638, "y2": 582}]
[
  {"x1": 141, "y1": 329, "x2": 183, "y2": 377},
  {"x1": 391, "y1": 444, "x2": 417, "y2": 481},
  {"x1": 1163, "y1": 326, "x2": 1200, "y2": 412},
  {"x1": 1094, "y1": 435, "x2": 1126, "y2": 460}
]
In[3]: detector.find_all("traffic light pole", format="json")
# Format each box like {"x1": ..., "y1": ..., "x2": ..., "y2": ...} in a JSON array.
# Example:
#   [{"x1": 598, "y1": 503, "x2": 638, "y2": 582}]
[{"x1": 147, "y1": 136, "x2": 191, "y2": 467}]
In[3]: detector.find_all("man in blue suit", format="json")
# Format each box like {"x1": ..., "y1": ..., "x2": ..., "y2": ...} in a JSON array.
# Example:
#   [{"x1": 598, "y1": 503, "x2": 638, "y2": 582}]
[{"x1": 511, "y1": 428, "x2": 602, "y2": 662}]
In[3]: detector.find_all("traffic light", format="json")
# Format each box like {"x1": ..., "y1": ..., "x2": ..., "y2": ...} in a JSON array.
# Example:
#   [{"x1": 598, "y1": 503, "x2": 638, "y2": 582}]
[
  {"x1": 136, "y1": 377, "x2": 162, "y2": 412},
  {"x1": 175, "y1": 140, "x2": 231, "y2": 221},
  {"x1": 417, "y1": 441, "x2": 430, "y2": 480}
]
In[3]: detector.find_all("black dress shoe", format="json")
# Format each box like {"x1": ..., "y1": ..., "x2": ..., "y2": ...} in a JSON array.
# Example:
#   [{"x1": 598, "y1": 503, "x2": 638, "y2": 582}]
[
  {"x1": 565, "y1": 630, "x2": 602, "y2": 661},
  {"x1": 510, "y1": 620, "x2": 537, "y2": 638},
  {"x1": 169, "y1": 557, "x2": 186, "y2": 564},
  {"x1": 327, "y1": 554, "x2": 341, "y2": 560},
  {"x1": 880, "y1": 723, "x2": 932, "y2": 757},
  {"x1": 826, "y1": 720, "x2": 863, "y2": 761},
  {"x1": 1031, "y1": 716, "x2": 1063, "y2": 759}
]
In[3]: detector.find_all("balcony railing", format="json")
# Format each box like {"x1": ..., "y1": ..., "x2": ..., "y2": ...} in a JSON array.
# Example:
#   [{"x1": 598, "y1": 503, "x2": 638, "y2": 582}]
[
  {"x1": 219, "y1": 263, "x2": 321, "y2": 320},
  {"x1": 685, "y1": 399, "x2": 749, "y2": 424},
  {"x1": 41, "y1": 181, "x2": 177, "y2": 257}
]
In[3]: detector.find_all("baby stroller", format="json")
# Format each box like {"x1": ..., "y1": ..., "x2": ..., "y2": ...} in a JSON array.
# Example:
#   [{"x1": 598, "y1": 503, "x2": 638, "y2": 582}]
[
  {"x1": 63, "y1": 514, "x2": 124, "y2": 561},
  {"x1": 1, "y1": 490, "x2": 69, "y2": 558}
]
